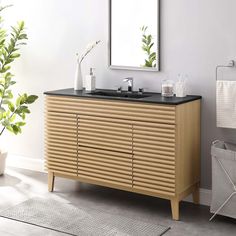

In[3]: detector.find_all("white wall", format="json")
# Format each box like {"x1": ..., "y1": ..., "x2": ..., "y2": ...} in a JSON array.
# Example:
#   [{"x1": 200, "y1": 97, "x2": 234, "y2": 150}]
[{"x1": 1, "y1": 0, "x2": 236, "y2": 189}]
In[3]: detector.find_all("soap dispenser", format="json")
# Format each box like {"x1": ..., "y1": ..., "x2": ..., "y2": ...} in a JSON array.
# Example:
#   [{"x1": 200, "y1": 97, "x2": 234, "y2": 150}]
[{"x1": 85, "y1": 68, "x2": 96, "y2": 92}]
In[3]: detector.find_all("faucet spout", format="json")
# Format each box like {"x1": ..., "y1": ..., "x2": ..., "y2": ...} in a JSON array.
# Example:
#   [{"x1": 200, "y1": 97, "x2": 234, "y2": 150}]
[{"x1": 123, "y1": 77, "x2": 133, "y2": 92}]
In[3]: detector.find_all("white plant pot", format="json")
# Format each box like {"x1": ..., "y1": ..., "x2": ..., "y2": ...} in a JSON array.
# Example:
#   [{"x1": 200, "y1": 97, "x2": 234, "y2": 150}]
[{"x1": 0, "y1": 151, "x2": 7, "y2": 175}]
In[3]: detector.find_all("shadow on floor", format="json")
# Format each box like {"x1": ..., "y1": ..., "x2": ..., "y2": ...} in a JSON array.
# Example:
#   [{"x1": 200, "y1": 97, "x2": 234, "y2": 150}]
[{"x1": 0, "y1": 174, "x2": 21, "y2": 187}]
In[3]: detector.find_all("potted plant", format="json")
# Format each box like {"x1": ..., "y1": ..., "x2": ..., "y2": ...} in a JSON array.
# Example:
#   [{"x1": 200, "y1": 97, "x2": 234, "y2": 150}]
[{"x1": 0, "y1": 5, "x2": 38, "y2": 175}]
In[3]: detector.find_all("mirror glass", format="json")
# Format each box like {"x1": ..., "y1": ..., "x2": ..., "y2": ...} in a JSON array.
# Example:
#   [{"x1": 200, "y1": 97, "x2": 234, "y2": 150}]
[{"x1": 109, "y1": 0, "x2": 159, "y2": 71}]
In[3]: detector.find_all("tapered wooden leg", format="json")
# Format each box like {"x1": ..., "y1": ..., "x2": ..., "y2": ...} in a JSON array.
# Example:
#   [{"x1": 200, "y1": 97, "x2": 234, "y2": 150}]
[
  {"x1": 48, "y1": 171, "x2": 55, "y2": 192},
  {"x1": 171, "y1": 198, "x2": 179, "y2": 220},
  {"x1": 192, "y1": 183, "x2": 200, "y2": 204}
]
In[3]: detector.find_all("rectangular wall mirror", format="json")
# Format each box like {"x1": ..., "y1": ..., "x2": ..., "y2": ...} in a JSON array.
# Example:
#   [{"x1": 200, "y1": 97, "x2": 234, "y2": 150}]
[{"x1": 109, "y1": 0, "x2": 160, "y2": 71}]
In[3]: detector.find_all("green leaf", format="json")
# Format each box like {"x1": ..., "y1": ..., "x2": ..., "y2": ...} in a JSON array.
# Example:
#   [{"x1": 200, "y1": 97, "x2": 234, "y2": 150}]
[
  {"x1": 4, "y1": 59, "x2": 14, "y2": 66},
  {"x1": 5, "y1": 72, "x2": 13, "y2": 79},
  {"x1": 0, "y1": 39, "x2": 5, "y2": 46},
  {"x1": 10, "y1": 81, "x2": 16, "y2": 85},
  {"x1": 142, "y1": 45, "x2": 147, "y2": 52},
  {"x1": 26, "y1": 95, "x2": 38, "y2": 104},
  {"x1": 6, "y1": 125, "x2": 13, "y2": 133},
  {"x1": 0, "y1": 65, "x2": 11, "y2": 73},
  {"x1": 21, "y1": 113, "x2": 25, "y2": 120},
  {"x1": 147, "y1": 35, "x2": 152, "y2": 45},
  {"x1": 16, "y1": 105, "x2": 30, "y2": 114},
  {"x1": 18, "y1": 34, "x2": 27, "y2": 40},
  {"x1": 2, "y1": 119, "x2": 10, "y2": 127},
  {"x1": 12, "y1": 124, "x2": 19, "y2": 134},
  {"x1": 11, "y1": 53, "x2": 20, "y2": 58},
  {"x1": 11, "y1": 26, "x2": 18, "y2": 34},
  {"x1": 17, "y1": 94, "x2": 27, "y2": 105},
  {"x1": 149, "y1": 52, "x2": 156, "y2": 59},
  {"x1": 4, "y1": 90, "x2": 13, "y2": 99},
  {"x1": 22, "y1": 107, "x2": 30, "y2": 114},
  {"x1": 16, "y1": 96, "x2": 22, "y2": 106},
  {"x1": 2, "y1": 99, "x2": 10, "y2": 104},
  {"x1": 149, "y1": 54, "x2": 156, "y2": 64},
  {"x1": 0, "y1": 107, "x2": 5, "y2": 113},
  {"x1": 18, "y1": 21, "x2": 25, "y2": 31},
  {"x1": 8, "y1": 102, "x2": 15, "y2": 112},
  {"x1": 148, "y1": 43, "x2": 154, "y2": 50},
  {"x1": 9, "y1": 114, "x2": 16, "y2": 122},
  {"x1": 142, "y1": 38, "x2": 147, "y2": 44},
  {"x1": 15, "y1": 121, "x2": 26, "y2": 126},
  {"x1": 144, "y1": 59, "x2": 152, "y2": 67}
]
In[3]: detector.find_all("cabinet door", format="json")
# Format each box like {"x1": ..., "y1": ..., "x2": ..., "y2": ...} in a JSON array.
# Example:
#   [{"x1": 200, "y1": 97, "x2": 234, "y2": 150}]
[
  {"x1": 77, "y1": 115, "x2": 132, "y2": 188},
  {"x1": 132, "y1": 121, "x2": 176, "y2": 197},
  {"x1": 45, "y1": 112, "x2": 78, "y2": 176}
]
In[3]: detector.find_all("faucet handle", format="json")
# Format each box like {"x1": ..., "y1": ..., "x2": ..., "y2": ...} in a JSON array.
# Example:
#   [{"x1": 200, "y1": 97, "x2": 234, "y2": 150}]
[
  {"x1": 138, "y1": 88, "x2": 144, "y2": 94},
  {"x1": 117, "y1": 86, "x2": 122, "y2": 93}
]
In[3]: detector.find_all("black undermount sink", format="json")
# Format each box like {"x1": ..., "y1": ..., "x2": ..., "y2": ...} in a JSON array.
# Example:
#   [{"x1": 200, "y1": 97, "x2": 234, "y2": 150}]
[{"x1": 88, "y1": 90, "x2": 150, "y2": 99}]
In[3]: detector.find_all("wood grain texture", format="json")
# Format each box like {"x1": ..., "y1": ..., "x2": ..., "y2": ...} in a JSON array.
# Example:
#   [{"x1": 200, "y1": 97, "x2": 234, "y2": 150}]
[
  {"x1": 133, "y1": 121, "x2": 176, "y2": 196},
  {"x1": 171, "y1": 198, "x2": 179, "y2": 220},
  {"x1": 45, "y1": 111, "x2": 78, "y2": 176},
  {"x1": 45, "y1": 95, "x2": 201, "y2": 220},
  {"x1": 48, "y1": 171, "x2": 55, "y2": 192},
  {"x1": 46, "y1": 96, "x2": 176, "y2": 124},
  {"x1": 175, "y1": 100, "x2": 201, "y2": 195},
  {"x1": 77, "y1": 115, "x2": 132, "y2": 188}
]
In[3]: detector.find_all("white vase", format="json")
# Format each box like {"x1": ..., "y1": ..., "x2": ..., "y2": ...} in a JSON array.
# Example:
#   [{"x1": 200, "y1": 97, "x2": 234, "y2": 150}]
[
  {"x1": 74, "y1": 63, "x2": 83, "y2": 90},
  {"x1": 0, "y1": 151, "x2": 7, "y2": 175}
]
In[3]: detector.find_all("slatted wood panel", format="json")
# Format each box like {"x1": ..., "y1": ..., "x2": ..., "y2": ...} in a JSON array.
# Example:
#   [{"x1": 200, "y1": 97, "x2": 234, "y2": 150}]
[
  {"x1": 46, "y1": 96, "x2": 176, "y2": 124},
  {"x1": 133, "y1": 121, "x2": 176, "y2": 196},
  {"x1": 45, "y1": 95, "x2": 201, "y2": 220},
  {"x1": 77, "y1": 115, "x2": 133, "y2": 188},
  {"x1": 45, "y1": 112, "x2": 78, "y2": 176}
]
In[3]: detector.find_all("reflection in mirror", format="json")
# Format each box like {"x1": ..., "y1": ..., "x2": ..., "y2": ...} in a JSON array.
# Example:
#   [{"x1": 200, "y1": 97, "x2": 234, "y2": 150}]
[{"x1": 109, "y1": 0, "x2": 159, "y2": 71}]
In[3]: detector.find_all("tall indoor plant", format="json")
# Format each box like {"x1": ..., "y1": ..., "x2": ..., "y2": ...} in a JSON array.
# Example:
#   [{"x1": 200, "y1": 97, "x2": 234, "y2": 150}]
[{"x1": 0, "y1": 5, "x2": 38, "y2": 175}]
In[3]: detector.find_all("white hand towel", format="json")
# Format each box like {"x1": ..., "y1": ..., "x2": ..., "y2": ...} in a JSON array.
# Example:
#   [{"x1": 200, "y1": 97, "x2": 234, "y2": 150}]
[{"x1": 216, "y1": 80, "x2": 236, "y2": 128}]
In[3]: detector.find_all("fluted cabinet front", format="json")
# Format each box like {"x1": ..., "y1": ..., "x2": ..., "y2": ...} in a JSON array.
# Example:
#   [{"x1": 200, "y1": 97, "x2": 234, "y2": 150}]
[
  {"x1": 77, "y1": 115, "x2": 133, "y2": 188},
  {"x1": 132, "y1": 121, "x2": 176, "y2": 197},
  {"x1": 45, "y1": 95, "x2": 201, "y2": 220},
  {"x1": 45, "y1": 112, "x2": 78, "y2": 176}
]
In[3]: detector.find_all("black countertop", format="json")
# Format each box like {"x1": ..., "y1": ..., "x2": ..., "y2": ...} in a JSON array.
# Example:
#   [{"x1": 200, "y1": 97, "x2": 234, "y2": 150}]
[{"x1": 44, "y1": 88, "x2": 201, "y2": 105}]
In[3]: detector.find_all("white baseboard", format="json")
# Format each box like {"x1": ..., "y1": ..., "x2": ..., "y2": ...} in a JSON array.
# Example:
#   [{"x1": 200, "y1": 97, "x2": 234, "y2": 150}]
[
  {"x1": 6, "y1": 155, "x2": 212, "y2": 206},
  {"x1": 7, "y1": 154, "x2": 45, "y2": 173},
  {"x1": 183, "y1": 188, "x2": 211, "y2": 206}
]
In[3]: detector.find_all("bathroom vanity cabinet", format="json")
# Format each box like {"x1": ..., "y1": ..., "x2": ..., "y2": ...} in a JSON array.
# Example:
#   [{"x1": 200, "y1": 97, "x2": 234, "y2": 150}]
[{"x1": 44, "y1": 89, "x2": 201, "y2": 220}]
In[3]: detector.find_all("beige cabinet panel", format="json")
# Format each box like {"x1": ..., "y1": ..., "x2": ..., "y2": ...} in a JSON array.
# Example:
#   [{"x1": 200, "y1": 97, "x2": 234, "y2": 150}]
[
  {"x1": 133, "y1": 122, "x2": 176, "y2": 196},
  {"x1": 77, "y1": 115, "x2": 133, "y2": 188},
  {"x1": 45, "y1": 112, "x2": 78, "y2": 176}
]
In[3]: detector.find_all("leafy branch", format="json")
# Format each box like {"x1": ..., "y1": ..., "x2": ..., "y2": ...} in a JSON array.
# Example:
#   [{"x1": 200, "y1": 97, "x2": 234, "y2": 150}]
[
  {"x1": 141, "y1": 26, "x2": 156, "y2": 68},
  {"x1": 0, "y1": 5, "x2": 38, "y2": 136},
  {"x1": 76, "y1": 40, "x2": 101, "y2": 64}
]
